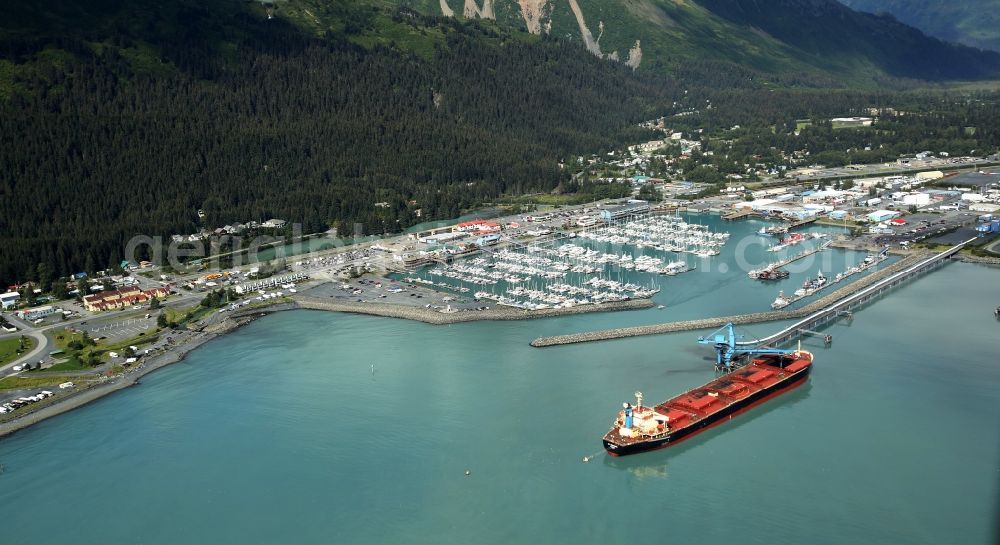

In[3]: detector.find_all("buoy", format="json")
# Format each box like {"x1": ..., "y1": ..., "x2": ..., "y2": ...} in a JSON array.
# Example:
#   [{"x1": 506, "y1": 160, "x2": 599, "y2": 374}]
[{"x1": 464, "y1": 470, "x2": 471, "y2": 476}]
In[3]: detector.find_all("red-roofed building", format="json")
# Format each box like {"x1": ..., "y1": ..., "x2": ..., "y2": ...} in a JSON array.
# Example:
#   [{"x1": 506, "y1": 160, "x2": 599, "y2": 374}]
[
  {"x1": 456, "y1": 220, "x2": 500, "y2": 233},
  {"x1": 84, "y1": 286, "x2": 171, "y2": 312}
]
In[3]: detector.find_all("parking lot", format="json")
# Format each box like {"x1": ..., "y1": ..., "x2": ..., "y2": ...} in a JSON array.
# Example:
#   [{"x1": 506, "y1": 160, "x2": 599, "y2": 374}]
[
  {"x1": 302, "y1": 278, "x2": 486, "y2": 312},
  {"x1": 83, "y1": 316, "x2": 155, "y2": 341}
]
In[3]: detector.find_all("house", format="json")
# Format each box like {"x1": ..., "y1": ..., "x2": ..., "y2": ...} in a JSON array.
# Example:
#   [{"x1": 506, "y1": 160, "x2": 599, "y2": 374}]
[{"x1": 262, "y1": 219, "x2": 287, "y2": 228}]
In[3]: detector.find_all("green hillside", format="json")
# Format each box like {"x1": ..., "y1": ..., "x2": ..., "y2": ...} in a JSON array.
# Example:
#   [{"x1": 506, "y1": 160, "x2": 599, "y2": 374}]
[
  {"x1": 377, "y1": 0, "x2": 1000, "y2": 83},
  {"x1": 0, "y1": 0, "x2": 677, "y2": 283}
]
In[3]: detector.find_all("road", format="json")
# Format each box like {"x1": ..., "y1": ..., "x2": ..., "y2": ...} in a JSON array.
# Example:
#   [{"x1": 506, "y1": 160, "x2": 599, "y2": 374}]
[
  {"x1": 0, "y1": 289, "x2": 203, "y2": 376},
  {"x1": 786, "y1": 157, "x2": 998, "y2": 184},
  {"x1": 2, "y1": 329, "x2": 49, "y2": 376}
]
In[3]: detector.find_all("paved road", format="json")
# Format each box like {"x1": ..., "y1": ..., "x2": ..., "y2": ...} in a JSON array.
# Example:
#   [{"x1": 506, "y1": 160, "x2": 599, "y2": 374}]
[
  {"x1": 0, "y1": 290, "x2": 202, "y2": 376},
  {"x1": 2, "y1": 329, "x2": 49, "y2": 376}
]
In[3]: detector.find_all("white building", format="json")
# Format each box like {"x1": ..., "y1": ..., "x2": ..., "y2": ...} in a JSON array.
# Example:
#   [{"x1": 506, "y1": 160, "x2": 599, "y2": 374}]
[
  {"x1": 16, "y1": 305, "x2": 56, "y2": 321},
  {"x1": 961, "y1": 193, "x2": 988, "y2": 203},
  {"x1": 0, "y1": 291, "x2": 19, "y2": 310},
  {"x1": 902, "y1": 193, "x2": 930, "y2": 206}
]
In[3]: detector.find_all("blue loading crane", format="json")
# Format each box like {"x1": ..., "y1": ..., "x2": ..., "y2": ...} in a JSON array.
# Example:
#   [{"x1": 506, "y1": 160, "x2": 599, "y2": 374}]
[{"x1": 697, "y1": 322, "x2": 798, "y2": 372}]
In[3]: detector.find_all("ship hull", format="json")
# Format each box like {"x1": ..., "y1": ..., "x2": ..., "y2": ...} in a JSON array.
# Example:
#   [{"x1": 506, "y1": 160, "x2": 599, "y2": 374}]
[{"x1": 603, "y1": 365, "x2": 811, "y2": 456}]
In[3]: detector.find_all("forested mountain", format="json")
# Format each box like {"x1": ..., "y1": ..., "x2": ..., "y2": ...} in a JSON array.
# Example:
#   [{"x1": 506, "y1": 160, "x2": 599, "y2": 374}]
[
  {"x1": 1, "y1": 0, "x2": 999, "y2": 285},
  {"x1": 378, "y1": 0, "x2": 1000, "y2": 82},
  {"x1": 839, "y1": 0, "x2": 1000, "y2": 53},
  {"x1": 0, "y1": 0, "x2": 679, "y2": 284}
]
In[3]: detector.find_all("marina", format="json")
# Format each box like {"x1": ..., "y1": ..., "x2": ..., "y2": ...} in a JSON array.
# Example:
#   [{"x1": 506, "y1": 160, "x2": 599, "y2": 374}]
[
  {"x1": 399, "y1": 214, "x2": 730, "y2": 310},
  {"x1": 529, "y1": 245, "x2": 938, "y2": 347}
]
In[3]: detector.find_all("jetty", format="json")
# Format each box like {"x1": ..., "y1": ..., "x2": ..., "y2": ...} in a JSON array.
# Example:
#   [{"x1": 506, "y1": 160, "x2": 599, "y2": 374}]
[{"x1": 530, "y1": 238, "x2": 976, "y2": 348}]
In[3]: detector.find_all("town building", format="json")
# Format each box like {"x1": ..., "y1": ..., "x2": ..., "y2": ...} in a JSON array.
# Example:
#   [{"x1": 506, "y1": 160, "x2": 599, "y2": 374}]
[
  {"x1": 475, "y1": 234, "x2": 501, "y2": 247},
  {"x1": 16, "y1": 305, "x2": 56, "y2": 321},
  {"x1": 0, "y1": 291, "x2": 19, "y2": 310},
  {"x1": 83, "y1": 286, "x2": 170, "y2": 312},
  {"x1": 867, "y1": 210, "x2": 901, "y2": 223},
  {"x1": 456, "y1": 220, "x2": 500, "y2": 234},
  {"x1": 600, "y1": 201, "x2": 650, "y2": 223},
  {"x1": 901, "y1": 193, "x2": 930, "y2": 207}
]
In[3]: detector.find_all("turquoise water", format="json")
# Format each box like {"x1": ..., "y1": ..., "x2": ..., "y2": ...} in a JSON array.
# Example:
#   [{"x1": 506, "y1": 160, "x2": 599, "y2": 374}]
[{"x1": 1, "y1": 263, "x2": 998, "y2": 543}]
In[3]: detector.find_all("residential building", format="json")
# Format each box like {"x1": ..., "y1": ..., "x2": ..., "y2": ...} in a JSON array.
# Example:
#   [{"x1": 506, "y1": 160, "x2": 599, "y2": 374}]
[{"x1": 83, "y1": 286, "x2": 170, "y2": 312}]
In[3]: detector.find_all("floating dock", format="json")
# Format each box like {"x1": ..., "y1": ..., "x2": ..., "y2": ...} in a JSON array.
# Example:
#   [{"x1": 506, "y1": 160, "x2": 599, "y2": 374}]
[{"x1": 767, "y1": 239, "x2": 832, "y2": 269}]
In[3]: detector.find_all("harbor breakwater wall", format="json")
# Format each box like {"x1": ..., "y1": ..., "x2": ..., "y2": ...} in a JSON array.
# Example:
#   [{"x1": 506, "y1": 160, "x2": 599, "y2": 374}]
[
  {"x1": 530, "y1": 252, "x2": 930, "y2": 348},
  {"x1": 294, "y1": 297, "x2": 655, "y2": 324}
]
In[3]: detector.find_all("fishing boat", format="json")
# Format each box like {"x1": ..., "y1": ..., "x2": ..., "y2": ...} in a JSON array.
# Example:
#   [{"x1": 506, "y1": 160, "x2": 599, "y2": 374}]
[
  {"x1": 756, "y1": 268, "x2": 789, "y2": 281},
  {"x1": 771, "y1": 291, "x2": 791, "y2": 309},
  {"x1": 757, "y1": 225, "x2": 788, "y2": 237}
]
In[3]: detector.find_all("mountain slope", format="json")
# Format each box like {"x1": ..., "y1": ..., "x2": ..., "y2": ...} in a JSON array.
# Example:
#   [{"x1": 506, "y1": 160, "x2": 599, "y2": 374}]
[
  {"x1": 696, "y1": 0, "x2": 1000, "y2": 80},
  {"x1": 389, "y1": 0, "x2": 1000, "y2": 83},
  {"x1": 0, "y1": 0, "x2": 675, "y2": 283},
  {"x1": 839, "y1": 0, "x2": 1000, "y2": 53}
]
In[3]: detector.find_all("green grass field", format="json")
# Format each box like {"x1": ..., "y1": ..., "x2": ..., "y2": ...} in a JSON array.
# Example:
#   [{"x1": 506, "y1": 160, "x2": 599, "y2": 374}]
[{"x1": 0, "y1": 336, "x2": 36, "y2": 367}]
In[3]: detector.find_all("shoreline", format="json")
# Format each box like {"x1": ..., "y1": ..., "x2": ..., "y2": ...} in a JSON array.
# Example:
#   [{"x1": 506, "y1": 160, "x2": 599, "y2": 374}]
[{"x1": 0, "y1": 296, "x2": 653, "y2": 438}]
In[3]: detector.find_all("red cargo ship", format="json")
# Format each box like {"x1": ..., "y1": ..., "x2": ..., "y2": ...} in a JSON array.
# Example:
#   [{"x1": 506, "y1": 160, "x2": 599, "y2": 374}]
[{"x1": 603, "y1": 324, "x2": 813, "y2": 456}]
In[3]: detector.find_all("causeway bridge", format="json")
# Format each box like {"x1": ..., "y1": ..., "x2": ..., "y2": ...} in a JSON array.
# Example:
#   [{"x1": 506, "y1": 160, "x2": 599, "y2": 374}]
[{"x1": 530, "y1": 238, "x2": 977, "y2": 348}]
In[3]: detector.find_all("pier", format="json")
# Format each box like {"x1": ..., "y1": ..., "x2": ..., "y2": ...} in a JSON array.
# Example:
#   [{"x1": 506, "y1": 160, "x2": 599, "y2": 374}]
[
  {"x1": 722, "y1": 209, "x2": 754, "y2": 221},
  {"x1": 765, "y1": 239, "x2": 832, "y2": 270},
  {"x1": 737, "y1": 237, "x2": 977, "y2": 348},
  {"x1": 530, "y1": 238, "x2": 976, "y2": 348},
  {"x1": 786, "y1": 216, "x2": 818, "y2": 229}
]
